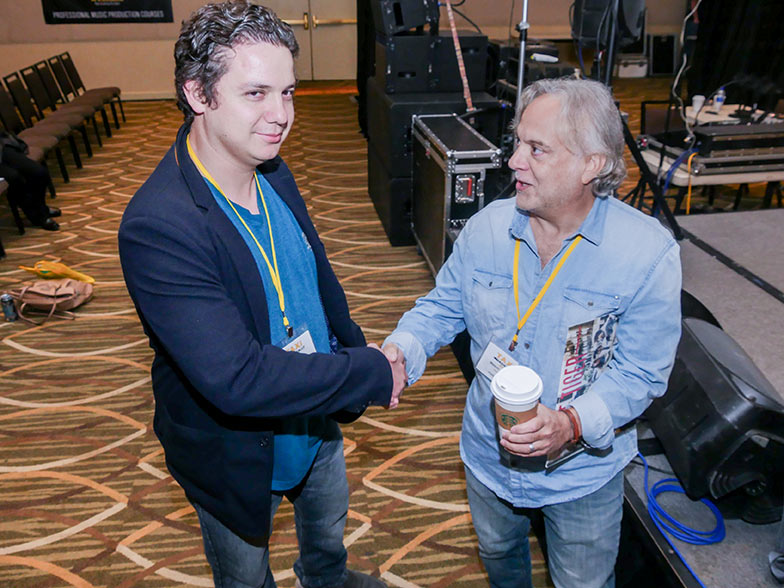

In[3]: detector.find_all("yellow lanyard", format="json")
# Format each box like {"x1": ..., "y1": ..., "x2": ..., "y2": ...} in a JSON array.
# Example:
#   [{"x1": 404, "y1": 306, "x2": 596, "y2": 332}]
[
  {"x1": 186, "y1": 135, "x2": 293, "y2": 337},
  {"x1": 509, "y1": 235, "x2": 583, "y2": 351}
]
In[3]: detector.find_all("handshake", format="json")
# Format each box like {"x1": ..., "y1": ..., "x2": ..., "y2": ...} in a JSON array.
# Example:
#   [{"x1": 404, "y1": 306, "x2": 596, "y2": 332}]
[{"x1": 368, "y1": 343, "x2": 407, "y2": 409}]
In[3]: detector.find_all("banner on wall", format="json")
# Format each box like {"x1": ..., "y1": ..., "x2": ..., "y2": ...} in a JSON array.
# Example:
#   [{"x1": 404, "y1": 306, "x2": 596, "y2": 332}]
[{"x1": 42, "y1": 0, "x2": 173, "y2": 24}]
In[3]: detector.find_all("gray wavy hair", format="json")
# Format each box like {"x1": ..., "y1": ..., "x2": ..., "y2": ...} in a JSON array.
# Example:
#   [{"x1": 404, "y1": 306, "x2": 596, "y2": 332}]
[
  {"x1": 174, "y1": 1, "x2": 299, "y2": 124},
  {"x1": 514, "y1": 77, "x2": 626, "y2": 197}
]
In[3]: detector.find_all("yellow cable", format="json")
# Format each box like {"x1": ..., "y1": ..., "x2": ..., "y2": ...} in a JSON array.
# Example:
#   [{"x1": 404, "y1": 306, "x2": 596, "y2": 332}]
[{"x1": 686, "y1": 151, "x2": 698, "y2": 215}]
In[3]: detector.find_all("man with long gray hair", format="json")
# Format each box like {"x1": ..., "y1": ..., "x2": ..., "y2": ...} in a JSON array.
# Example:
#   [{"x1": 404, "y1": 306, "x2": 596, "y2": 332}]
[
  {"x1": 383, "y1": 77, "x2": 682, "y2": 587},
  {"x1": 119, "y1": 2, "x2": 403, "y2": 586}
]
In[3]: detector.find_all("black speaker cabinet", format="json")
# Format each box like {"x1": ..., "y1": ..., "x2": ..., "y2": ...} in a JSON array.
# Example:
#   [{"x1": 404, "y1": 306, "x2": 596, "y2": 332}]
[
  {"x1": 431, "y1": 31, "x2": 488, "y2": 93},
  {"x1": 371, "y1": 0, "x2": 439, "y2": 37},
  {"x1": 366, "y1": 76, "x2": 502, "y2": 177},
  {"x1": 646, "y1": 318, "x2": 784, "y2": 524},
  {"x1": 367, "y1": 142, "x2": 415, "y2": 246},
  {"x1": 648, "y1": 34, "x2": 677, "y2": 76},
  {"x1": 374, "y1": 35, "x2": 438, "y2": 94}
]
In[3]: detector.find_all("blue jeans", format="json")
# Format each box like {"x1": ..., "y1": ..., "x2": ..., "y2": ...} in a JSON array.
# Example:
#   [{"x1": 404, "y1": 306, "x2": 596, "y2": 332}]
[
  {"x1": 465, "y1": 466, "x2": 623, "y2": 588},
  {"x1": 194, "y1": 424, "x2": 349, "y2": 588}
]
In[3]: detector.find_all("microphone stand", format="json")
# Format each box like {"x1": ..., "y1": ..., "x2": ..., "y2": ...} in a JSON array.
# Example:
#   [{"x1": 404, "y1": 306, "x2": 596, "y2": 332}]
[{"x1": 515, "y1": 0, "x2": 530, "y2": 113}]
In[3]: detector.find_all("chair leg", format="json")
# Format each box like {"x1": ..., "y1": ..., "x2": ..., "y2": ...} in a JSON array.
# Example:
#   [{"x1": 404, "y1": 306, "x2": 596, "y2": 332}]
[
  {"x1": 99, "y1": 107, "x2": 112, "y2": 138},
  {"x1": 45, "y1": 162, "x2": 57, "y2": 198},
  {"x1": 6, "y1": 193, "x2": 26, "y2": 235},
  {"x1": 91, "y1": 114, "x2": 104, "y2": 146},
  {"x1": 67, "y1": 135, "x2": 83, "y2": 169},
  {"x1": 116, "y1": 97, "x2": 125, "y2": 124},
  {"x1": 764, "y1": 181, "x2": 781, "y2": 208},
  {"x1": 674, "y1": 187, "x2": 687, "y2": 214},
  {"x1": 733, "y1": 184, "x2": 748, "y2": 211},
  {"x1": 78, "y1": 125, "x2": 93, "y2": 158},
  {"x1": 54, "y1": 147, "x2": 70, "y2": 182}
]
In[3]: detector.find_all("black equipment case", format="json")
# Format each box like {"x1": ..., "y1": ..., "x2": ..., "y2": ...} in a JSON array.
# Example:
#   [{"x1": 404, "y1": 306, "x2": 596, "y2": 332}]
[{"x1": 411, "y1": 113, "x2": 502, "y2": 275}]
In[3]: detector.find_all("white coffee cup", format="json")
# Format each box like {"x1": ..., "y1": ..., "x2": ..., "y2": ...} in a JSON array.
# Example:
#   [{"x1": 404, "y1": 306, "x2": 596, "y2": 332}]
[
  {"x1": 692, "y1": 94, "x2": 706, "y2": 113},
  {"x1": 490, "y1": 366, "x2": 543, "y2": 430}
]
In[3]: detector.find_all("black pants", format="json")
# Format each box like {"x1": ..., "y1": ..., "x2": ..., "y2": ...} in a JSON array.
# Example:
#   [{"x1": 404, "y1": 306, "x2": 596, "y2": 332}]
[{"x1": 0, "y1": 147, "x2": 50, "y2": 225}]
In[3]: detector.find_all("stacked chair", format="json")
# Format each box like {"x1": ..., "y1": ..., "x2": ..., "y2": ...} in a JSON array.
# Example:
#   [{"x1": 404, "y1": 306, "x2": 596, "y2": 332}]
[{"x1": 0, "y1": 53, "x2": 123, "y2": 248}]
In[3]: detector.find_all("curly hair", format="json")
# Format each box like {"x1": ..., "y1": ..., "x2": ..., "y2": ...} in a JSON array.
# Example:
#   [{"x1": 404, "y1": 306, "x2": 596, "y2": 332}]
[
  {"x1": 174, "y1": 1, "x2": 299, "y2": 124},
  {"x1": 514, "y1": 78, "x2": 626, "y2": 197}
]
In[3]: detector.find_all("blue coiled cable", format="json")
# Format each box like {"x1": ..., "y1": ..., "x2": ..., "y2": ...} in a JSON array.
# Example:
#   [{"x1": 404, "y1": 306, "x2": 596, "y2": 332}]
[{"x1": 638, "y1": 452, "x2": 726, "y2": 588}]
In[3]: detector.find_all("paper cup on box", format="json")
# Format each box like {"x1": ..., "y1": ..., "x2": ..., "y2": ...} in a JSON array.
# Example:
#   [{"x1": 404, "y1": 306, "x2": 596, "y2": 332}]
[{"x1": 491, "y1": 366, "x2": 543, "y2": 430}]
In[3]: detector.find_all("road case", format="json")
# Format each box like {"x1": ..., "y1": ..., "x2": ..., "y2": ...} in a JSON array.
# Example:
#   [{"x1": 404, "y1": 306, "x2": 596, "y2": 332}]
[{"x1": 411, "y1": 113, "x2": 502, "y2": 275}]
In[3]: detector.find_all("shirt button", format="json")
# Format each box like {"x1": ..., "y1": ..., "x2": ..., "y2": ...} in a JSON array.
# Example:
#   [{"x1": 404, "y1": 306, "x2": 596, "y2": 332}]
[
  {"x1": 524, "y1": 342, "x2": 530, "y2": 349},
  {"x1": 587, "y1": 301, "x2": 594, "y2": 307},
  {"x1": 259, "y1": 437, "x2": 269, "y2": 447}
]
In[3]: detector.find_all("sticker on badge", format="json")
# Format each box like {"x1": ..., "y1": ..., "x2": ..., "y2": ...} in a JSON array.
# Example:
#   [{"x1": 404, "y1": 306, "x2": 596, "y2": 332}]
[
  {"x1": 475, "y1": 341, "x2": 520, "y2": 381},
  {"x1": 283, "y1": 330, "x2": 317, "y2": 354}
]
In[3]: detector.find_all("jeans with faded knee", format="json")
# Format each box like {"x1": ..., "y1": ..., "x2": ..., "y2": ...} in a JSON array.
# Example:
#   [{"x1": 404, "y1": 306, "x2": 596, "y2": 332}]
[{"x1": 465, "y1": 466, "x2": 623, "y2": 588}]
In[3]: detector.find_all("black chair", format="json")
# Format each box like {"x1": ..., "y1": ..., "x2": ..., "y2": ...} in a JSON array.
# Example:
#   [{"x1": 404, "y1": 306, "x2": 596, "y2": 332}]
[
  {"x1": 27, "y1": 61, "x2": 108, "y2": 143},
  {"x1": 0, "y1": 178, "x2": 7, "y2": 256},
  {"x1": 19, "y1": 66, "x2": 101, "y2": 154},
  {"x1": 0, "y1": 83, "x2": 68, "y2": 187},
  {"x1": 3, "y1": 72, "x2": 89, "y2": 167},
  {"x1": 54, "y1": 52, "x2": 124, "y2": 129}
]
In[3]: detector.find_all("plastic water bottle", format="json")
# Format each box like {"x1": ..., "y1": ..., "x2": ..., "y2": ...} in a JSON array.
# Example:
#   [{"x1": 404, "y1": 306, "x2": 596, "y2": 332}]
[{"x1": 712, "y1": 87, "x2": 726, "y2": 114}]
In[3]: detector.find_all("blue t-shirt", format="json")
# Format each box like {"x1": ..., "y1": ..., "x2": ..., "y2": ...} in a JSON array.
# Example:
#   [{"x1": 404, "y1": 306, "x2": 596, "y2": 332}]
[{"x1": 206, "y1": 171, "x2": 330, "y2": 491}]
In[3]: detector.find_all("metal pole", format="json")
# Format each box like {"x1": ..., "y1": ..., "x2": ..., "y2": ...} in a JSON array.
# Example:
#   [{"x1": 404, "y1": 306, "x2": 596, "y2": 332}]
[
  {"x1": 515, "y1": 0, "x2": 530, "y2": 110},
  {"x1": 603, "y1": 0, "x2": 621, "y2": 87}
]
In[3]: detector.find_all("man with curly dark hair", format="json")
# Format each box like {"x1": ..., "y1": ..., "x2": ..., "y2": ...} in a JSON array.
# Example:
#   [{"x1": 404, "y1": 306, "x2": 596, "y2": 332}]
[{"x1": 119, "y1": 2, "x2": 403, "y2": 586}]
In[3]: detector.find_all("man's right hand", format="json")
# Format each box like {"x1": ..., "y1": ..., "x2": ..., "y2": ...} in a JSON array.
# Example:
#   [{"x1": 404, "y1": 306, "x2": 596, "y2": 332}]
[{"x1": 368, "y1": 343, "x2": 407, "y2": 408}]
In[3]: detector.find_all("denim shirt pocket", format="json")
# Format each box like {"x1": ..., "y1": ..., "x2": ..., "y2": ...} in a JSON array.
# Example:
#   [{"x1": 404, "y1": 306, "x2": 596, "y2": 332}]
[
  {"x1": 559, "y1": 288, "x2": 622, "y2": 346},
  {"x1": 468, "y1": 269, "x2": 513, "y2": 335}
]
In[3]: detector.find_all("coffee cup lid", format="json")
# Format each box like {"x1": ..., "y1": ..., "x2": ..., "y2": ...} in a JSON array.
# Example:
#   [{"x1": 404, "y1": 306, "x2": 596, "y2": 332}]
[{"x1": 491, "y1": 366, "x2": 542, "y2": 405}]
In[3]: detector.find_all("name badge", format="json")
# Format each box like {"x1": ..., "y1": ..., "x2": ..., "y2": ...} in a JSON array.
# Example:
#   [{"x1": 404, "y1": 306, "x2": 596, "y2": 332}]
[
  {"x1": 283, "y1": 329, "x2": 317, "y2": 354},
  {"x1": 475, "y1": 340, "x2": 519, "y2": 381}
]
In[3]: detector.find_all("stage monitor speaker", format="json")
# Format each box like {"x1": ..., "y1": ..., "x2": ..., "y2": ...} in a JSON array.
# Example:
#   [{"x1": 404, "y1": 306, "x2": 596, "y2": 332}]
[
  {"x1": 371, "y1": 0, "x2": 439, "y2": 37},
  {"x1": 646, "y1": 317, "x2": 784, "y2": 524}
]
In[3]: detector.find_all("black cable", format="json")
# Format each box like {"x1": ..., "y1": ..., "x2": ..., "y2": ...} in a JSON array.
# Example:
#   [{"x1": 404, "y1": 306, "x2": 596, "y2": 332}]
[
  {"x1": 628, "y1": 458, "x2": 673, "y2": 476},
  {"x1": 508, "y1": 0, "x2": 517, "y2": 47},
  {"x1": 452, "y1": 6, "x2": 482, "y2": 34}
]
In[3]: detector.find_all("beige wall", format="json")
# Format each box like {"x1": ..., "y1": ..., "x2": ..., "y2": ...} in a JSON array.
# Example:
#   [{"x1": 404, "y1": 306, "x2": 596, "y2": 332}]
[
  {"x1": 0, "y1": 0, "x2": 206, "y2": 100},
  {"x1": 0, "y1": 0, "x2": 687, "y2": 99}
]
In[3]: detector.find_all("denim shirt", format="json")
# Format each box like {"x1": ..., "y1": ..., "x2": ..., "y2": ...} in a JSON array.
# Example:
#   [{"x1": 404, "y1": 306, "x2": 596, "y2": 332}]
[{"x1": 385, "y1": 196, "x2": 681, "y2": 507}]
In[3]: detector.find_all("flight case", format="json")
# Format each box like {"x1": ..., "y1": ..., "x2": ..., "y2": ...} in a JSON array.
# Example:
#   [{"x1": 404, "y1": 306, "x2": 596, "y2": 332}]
[{"x1": 411, "y1": 113, "x2": 502, "y2": 275}]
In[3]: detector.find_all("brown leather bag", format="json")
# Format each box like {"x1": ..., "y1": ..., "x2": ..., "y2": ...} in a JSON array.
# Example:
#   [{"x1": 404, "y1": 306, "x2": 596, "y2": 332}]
[{"x1": 9, "y1": 278, "x2": 94, "y2": 324}]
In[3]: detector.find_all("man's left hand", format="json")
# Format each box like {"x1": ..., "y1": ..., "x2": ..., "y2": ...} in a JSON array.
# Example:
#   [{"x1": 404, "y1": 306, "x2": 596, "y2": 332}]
[{"x1": 500, "y1": 404, "x2": 573, "y2": 457}]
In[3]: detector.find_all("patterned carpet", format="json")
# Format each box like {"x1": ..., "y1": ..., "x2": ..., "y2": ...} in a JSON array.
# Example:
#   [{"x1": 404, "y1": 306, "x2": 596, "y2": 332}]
[
  {"x1": 0, "y1": 78, "x2": 775, "y2": 587},
  {"x1": 0, "y1": 91, "x2": 538, "y2": 587}
]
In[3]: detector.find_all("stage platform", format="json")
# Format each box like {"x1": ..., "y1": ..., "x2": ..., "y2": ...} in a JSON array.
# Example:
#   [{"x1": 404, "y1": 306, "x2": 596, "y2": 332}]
[
  {"x1": 677, "y1": 208, "x2": 784, "y2": 401},
  {"x1": 622, "y1": 208, "x2": 783, "y2": 588}
]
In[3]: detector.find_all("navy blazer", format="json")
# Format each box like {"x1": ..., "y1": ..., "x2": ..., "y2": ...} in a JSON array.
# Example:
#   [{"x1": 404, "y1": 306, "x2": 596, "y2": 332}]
[{"x1": 118, "y1": 124, "x2": 392, "y2": 538}]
